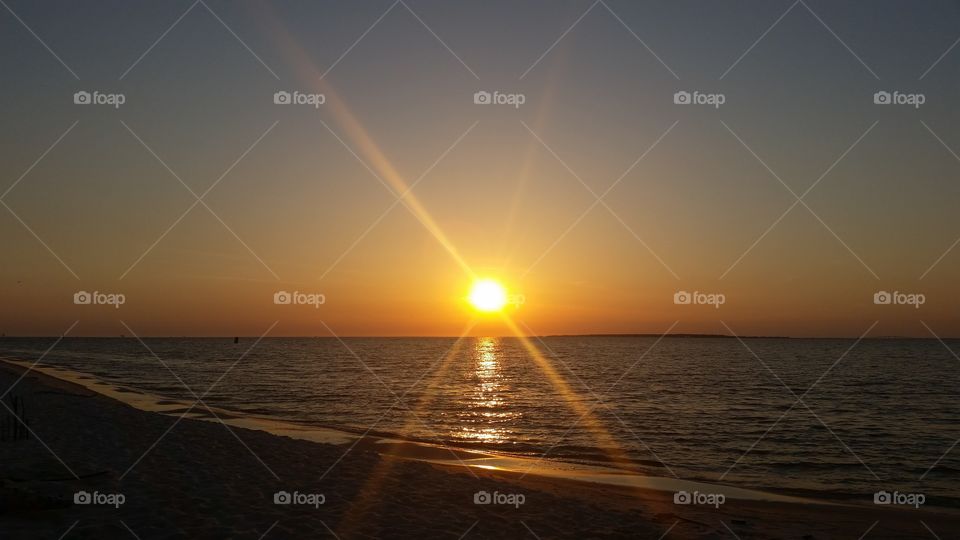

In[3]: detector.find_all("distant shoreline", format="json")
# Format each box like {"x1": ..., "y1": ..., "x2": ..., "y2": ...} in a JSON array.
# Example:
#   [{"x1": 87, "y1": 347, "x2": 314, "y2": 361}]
[{"x1": 0, "y1": 334, "x2": 956, "y2": 340}]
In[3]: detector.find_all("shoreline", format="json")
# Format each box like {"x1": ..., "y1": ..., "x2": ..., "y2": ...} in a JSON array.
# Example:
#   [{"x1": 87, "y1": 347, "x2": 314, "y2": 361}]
[
  {"x1": 1, "y1": 358, "x2": 957, "y2": 538},
  {"x1": 0, "y1": 359, "x2": 876, "y2": 506}
]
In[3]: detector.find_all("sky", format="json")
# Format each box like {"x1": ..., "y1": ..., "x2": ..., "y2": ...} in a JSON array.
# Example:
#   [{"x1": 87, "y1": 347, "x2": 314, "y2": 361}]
[{"x1": 2, "y1": 0, "x2": 960, "y2": 338}]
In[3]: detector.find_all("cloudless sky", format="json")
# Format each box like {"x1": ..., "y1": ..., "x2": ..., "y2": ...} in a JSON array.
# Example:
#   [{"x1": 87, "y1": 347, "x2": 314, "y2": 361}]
[{"x1": 2, "y1": 0, "x2": 960, "y2": 337}]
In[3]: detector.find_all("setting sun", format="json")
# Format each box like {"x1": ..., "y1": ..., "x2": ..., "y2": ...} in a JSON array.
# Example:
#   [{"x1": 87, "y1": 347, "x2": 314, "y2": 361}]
[{"x1": 468, "y1": 279, "x2": 508, "y2": 312}]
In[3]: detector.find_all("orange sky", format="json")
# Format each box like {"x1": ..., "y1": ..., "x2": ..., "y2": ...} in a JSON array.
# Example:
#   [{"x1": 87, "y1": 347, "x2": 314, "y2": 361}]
[{"x1": 2, "y1": 1, "x2": 960, "y2": 338}]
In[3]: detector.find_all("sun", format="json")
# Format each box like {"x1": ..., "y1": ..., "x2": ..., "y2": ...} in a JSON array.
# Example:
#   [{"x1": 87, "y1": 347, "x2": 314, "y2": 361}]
[{"x1": 468, "y1": 279, "x2": 508, "y2": 312}]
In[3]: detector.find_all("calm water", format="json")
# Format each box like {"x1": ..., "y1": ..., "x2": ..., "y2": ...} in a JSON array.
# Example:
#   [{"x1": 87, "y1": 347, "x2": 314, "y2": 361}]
[{"x1": 1, "y1": 337, "x2": 958, "y2": 505}]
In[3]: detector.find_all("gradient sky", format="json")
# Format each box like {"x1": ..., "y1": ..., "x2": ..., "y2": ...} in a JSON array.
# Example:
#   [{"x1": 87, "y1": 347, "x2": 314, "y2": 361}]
[{"x1": 2, "y1": 0, "x2": 960, "y2": 337}]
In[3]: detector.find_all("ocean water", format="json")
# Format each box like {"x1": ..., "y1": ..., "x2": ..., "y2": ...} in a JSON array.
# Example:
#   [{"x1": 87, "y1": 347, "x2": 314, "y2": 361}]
[{"x1": 1, "y1": 336, "x2": 957, "y2": 506}]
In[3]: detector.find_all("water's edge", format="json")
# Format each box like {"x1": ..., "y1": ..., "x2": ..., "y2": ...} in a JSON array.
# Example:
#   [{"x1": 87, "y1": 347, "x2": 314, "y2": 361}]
[{"x1": 1, "y1": 357, "x2": 842, "y2": 507}]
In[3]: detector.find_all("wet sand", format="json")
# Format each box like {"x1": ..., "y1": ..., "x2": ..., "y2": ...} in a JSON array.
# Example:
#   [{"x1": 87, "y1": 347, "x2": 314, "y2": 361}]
[{"x1": 0, "y1": 360, "x2": 957, "y2": 539}]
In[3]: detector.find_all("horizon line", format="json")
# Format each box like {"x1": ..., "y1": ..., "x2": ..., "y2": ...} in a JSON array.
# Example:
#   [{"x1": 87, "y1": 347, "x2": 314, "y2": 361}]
[{"x1": 1, "y1": 333, "x2": 957, "y2": 340}]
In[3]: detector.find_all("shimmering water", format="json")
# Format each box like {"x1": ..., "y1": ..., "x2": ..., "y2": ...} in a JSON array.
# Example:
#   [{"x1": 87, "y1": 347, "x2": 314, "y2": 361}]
[{"x1": 1, "y1": 336, "x2": 957, "y2": 505}]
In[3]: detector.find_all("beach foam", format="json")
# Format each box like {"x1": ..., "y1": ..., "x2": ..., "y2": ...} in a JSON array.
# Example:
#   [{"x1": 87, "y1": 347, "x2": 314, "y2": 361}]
[{"x1": 1, "y1": 358, "x2": 820, "y2": 505}]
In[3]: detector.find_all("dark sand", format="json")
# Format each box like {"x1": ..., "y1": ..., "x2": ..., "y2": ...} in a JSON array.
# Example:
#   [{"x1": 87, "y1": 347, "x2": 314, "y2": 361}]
[{"x1": 0, "y1": 361, "x2": 956, "y2": 539}]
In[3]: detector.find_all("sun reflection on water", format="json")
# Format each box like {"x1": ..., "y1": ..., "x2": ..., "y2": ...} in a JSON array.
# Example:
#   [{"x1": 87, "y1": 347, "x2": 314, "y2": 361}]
[{"x1": 455, "y1": 337, "x2": 518, "y2": 445}]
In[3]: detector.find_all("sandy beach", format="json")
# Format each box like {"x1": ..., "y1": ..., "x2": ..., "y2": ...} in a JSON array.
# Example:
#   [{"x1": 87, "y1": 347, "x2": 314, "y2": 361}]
[{"x1": 0, "y1": 360, "x2": 955, "y2": 539}]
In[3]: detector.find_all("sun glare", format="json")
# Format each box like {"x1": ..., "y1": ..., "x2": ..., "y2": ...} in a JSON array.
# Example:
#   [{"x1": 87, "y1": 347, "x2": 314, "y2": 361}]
[{"x1": 468, "y1": 279, "x2": 508, "y2": 312}]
